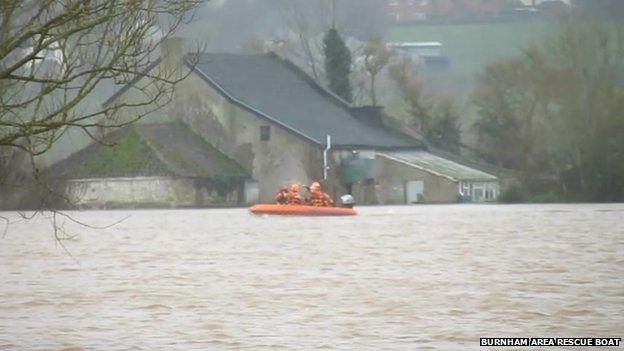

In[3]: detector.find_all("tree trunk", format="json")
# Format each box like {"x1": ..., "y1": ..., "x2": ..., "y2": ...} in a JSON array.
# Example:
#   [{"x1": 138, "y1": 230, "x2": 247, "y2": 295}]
[{"x1": 370, "y1": 73, "x2": 377, "y2": 106}]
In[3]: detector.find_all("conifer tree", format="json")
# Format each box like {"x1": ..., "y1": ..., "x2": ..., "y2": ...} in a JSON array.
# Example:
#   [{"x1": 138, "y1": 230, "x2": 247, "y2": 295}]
[{"x1": 323, "y1": 28, "x2": 353, "y2": 103}]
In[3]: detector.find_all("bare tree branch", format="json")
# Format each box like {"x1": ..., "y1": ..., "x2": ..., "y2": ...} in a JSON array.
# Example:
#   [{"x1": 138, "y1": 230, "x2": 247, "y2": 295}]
[
  {"x1": 1, "y1": 0, "x2": 204, "y2": 160},
  {"x1": 0, "y1": 0, "x2": 207, "y2": 249}
]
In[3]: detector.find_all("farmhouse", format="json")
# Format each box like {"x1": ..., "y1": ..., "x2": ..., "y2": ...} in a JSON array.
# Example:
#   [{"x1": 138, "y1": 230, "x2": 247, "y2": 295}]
[{"x1": 97, "y1": 39, "x2": 499, "y2": 205}]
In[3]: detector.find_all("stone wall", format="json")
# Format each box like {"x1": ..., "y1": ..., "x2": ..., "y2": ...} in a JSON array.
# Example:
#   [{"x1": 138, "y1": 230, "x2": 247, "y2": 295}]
[{"x1": 65, "y1": 177, "x2": 240, "y2": 209}]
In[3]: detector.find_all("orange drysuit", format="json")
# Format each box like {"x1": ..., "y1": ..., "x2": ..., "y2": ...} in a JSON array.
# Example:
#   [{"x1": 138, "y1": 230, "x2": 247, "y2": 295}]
[
  {"x1": 287, "y1": 184, "x2": 303, "y2": 205},
  {"x1": 308, "y1": 182, "x2": 333, "y2": 207}
]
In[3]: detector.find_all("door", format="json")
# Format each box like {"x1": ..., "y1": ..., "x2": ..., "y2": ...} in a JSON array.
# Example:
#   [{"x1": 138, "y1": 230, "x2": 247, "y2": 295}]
[
  {"x1": 244, "y1": 180, "x2": 259, "y2": 205},
  {"x1": 406, "y1": 181, "x2": 424, "y2": 204}
]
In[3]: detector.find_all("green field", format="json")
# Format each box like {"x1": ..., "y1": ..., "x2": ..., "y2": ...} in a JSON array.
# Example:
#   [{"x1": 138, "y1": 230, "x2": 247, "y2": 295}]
[{"x1": 388, "y1": 22, "x2": 555, "y2": 77}]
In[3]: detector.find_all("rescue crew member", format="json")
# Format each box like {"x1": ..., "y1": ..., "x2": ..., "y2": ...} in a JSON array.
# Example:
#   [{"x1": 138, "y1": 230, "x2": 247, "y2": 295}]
[
  {"x1": 287, "y1": 183, "x2": 303, "y2": 205},
  {"x1": 308, "y1": 182, "x2": 334, "y2": 207},
  {"x1": 274, "y1": 185, "x2": 289, "y2": 205}
]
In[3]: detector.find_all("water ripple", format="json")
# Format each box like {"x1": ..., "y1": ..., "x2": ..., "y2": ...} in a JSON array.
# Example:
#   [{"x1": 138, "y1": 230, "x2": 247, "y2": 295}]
[{"x1": 1, "y1": 204, "x2": 623, "y2": 350}]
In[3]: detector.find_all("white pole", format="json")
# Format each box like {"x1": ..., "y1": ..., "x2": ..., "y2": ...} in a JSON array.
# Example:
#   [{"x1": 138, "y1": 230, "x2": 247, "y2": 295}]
[{"x1": 323, "y1": 135, "x2": 331, "y2": 180}]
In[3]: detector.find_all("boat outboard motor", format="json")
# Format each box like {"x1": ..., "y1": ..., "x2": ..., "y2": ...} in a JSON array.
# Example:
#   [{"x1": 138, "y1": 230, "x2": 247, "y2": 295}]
[{"x1": 340, "y1": 194, "x2": 355, "y2": 208}]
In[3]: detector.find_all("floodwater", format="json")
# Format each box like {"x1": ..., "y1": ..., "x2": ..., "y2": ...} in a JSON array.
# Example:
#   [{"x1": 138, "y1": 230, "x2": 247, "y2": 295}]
[{"x1": 1, "y1": 205, "x2": 623, "y2": 350}]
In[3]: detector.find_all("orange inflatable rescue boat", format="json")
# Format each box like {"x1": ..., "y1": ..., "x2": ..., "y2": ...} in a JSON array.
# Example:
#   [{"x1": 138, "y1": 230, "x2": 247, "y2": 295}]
[
  {"x1": 252, "y1": 184, "x2": 357, "y2": 216},
  {"x1": 250, "y1": 204, "x2": 357, "y2": 216}
]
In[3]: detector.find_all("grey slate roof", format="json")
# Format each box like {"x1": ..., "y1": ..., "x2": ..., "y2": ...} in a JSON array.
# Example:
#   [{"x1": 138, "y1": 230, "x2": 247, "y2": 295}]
[
  {"x1": 379, "y1": 151, "x2": 498, "y2": 182},
  {"x1": 187, "y1": 53, "x2": 420, "y2": 149}
]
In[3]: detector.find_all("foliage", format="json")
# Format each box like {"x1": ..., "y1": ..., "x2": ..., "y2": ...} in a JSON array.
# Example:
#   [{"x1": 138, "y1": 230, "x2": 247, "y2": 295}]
[
  {"x1": 362, "y1": 37, "x2": 393, "y2": 106},
  {"x1": 528, "y1": 191, "x2": 562, "y2": 204},
  {"x1": 427, "y1": 98, "x2": 462, "y2": 153},
  {"x1": 389, "y1": 58, "x2": 462, "y2": 153},
  {"x1": 499, "y1": 182, "x2": 564, "y2": 204},
  {"x1": 323, "y1": 28, "x2": 352, "y2": 102},
  {"x1": 473, "y1": 20, "x2": 624, "y2": 202},
  {"x1": 498, "y1": 183, "x2": 526, "y2": 203},
  {"x1": 471, "y1": 55, "x2": 545, "y2": 170}
]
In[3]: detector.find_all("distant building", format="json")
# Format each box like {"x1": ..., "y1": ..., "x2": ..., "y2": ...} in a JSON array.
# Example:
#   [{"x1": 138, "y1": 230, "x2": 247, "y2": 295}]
[
  {"x1": 387, "y1": 0, "x2": 431, "y2": 22},
  {"x1": 388, "y1": 41, "x2": 443, "y2": 58},
  {"x1": 376, "y1": 151, "x2": 499, "y2": 203},
  {"x1": 386, "y1": 0, "x2": 503, "y2": 22},
  {"x1": 387, "y1": 42, "x2": 451, "y2": 71},
  {"x1": 518, "y1": 0, "x2": 570, "y2": 5},
  {"x1": 100, "y1": 40, "x2": 500, "y2": 205}
]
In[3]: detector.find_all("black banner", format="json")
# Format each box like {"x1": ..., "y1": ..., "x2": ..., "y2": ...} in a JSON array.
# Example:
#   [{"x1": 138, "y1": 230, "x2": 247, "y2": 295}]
[{"x1": 480, "y1": 337, "x2": 621, "y2": 347}]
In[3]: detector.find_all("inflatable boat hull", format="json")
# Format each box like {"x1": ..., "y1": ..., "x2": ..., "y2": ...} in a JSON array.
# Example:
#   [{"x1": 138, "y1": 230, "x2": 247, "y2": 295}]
[{"x1": 249, "y1": 204, "x2": 357, "y2": 216}]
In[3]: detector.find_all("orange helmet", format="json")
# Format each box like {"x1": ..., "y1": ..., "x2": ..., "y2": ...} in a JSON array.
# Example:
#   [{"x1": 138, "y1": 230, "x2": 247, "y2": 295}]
[
  {"x1": 290, "y1": 183, "x2": 300, "y2": 192},
  {"x1": 310, "y1": 182, "x2": 321, "y2": 191}
]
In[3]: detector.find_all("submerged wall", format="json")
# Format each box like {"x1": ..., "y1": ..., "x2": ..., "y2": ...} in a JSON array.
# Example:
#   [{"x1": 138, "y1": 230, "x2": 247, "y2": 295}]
[{"x1": 65, "y1": 177, "x2": 241, "y2": 209}]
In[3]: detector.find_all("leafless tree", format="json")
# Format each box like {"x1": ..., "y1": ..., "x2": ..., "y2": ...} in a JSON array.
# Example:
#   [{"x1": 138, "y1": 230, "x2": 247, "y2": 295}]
[
  {"x1": 0, "y1": 0, "x2": 204, "y2": 183},
  {"x1": 362, "y1": 37, "x2": 393, "y2": 106},
  {"x1": 277, "y1": 0, "x2": 328, "y2": 80},
  {"x1": 0, "y1": 0, "x2": 206, "y2": 243}
]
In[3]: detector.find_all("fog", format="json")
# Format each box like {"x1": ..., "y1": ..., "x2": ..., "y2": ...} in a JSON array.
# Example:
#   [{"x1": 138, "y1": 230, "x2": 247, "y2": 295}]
[{"x1": 180, "y1": 0, "x2": 389, "y2": 52}]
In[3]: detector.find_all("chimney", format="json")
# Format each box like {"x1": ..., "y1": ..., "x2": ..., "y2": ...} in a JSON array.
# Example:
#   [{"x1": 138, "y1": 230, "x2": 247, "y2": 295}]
[
  {"x1": 349, "y1": 106, "x2": 384, "y2": 126},
  {"x1": 160, "y1": 36, "x2": 185, "y2": 73},
  {"x1": 265, "y1": 39, "x2": 288, "y2": 60}
]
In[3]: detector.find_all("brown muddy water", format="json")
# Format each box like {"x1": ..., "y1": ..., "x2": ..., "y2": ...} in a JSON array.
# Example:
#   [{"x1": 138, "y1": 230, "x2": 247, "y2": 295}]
[{"x1": 1, "y1": 205, "x2": 623, "y2": 350}]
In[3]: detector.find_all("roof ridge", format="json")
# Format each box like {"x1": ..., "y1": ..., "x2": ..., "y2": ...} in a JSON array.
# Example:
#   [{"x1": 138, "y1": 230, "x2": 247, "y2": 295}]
[
  {"x1": 185, "y1": 54, "x2": 323, "y2": 145},
  {"x1": 264, "y1": 53, "x2": 426, "y2": 148},
  {"x1": 135, "y1": 126, "x2": 184, "y2": 177},
  {"x1": 137, "y1": 120, "x2": 248, "y2": 179},
  {"x1": 186, "y1": 52, "x2": 421, "y2": 149},
  {"x1": 102, "y1": 59, "x2": 162, "y2": 107},
  {"x1": 426, "y1": 147, "x2": 517, "y2": 178}
]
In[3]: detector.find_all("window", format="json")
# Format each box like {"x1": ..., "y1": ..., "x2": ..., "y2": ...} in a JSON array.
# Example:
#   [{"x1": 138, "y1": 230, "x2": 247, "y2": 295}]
[
  {"x1": 472, "y1": 183, "x2": 485, "y2": 202},
  {"x1": 260, "y1": 125, "x2": 270, "y2": 141}
]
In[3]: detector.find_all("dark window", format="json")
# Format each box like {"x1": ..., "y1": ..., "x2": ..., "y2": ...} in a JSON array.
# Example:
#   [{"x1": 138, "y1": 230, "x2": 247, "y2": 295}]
[{"x1": 260, "y1": 125, "x2": 270, "y2": 141}]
